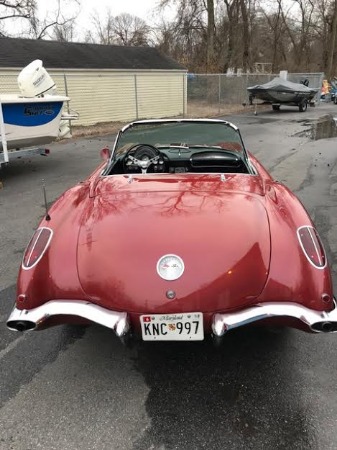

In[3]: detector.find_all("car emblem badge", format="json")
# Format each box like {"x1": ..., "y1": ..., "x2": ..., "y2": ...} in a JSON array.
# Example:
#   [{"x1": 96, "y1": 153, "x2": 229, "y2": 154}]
[{"x1": 157, "y1": 254, "x2": 185, "y2": 281}]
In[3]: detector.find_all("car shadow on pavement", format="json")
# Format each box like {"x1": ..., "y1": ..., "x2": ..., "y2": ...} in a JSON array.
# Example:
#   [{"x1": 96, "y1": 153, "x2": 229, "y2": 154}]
[{"x1": 132, "y1": 327, "x2": 316, "y2": 450}]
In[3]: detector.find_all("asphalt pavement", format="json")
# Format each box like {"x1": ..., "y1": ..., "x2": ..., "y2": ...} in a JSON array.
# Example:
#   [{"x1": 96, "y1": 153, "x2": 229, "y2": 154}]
[{"x1": 0, "y1": 102, "x2": 337, "y2": 450}]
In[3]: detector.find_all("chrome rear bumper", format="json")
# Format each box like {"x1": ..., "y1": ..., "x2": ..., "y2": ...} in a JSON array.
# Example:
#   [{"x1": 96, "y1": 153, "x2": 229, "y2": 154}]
[
  {"x1": 7, "y1": 299, "x2": 337, "y2": 337},
  {"x1": 212, "y1": 300, "x2": 337, "y2": 336},
  {"x1": 7, "y1": 300, "x2": 129, "y2": 336}
]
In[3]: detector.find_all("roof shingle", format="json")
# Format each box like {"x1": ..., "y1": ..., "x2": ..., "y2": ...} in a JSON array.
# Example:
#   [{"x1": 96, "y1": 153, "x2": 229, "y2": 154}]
[{"x1": 0, "y1": 38, "x2": 186, "y2": 71}]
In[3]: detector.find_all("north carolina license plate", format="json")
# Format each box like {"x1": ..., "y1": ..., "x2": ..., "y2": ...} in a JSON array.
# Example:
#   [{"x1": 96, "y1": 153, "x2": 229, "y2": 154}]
[{"x1": 140, "y1": 313, "x2": 204, "y2": 341}]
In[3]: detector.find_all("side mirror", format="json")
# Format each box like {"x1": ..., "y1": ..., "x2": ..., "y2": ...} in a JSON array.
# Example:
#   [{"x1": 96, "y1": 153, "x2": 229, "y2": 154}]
[{"x1": 100, "y1": 147, "x2": 111, "y2": 161}]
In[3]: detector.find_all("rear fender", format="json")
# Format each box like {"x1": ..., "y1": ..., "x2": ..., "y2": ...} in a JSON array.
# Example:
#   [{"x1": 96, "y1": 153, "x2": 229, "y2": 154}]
[
  {"x1": 258, "y1": 182, "x2": 333, "y2": 310},
  {"x1": 17, "y1": 184, "x2": 92, "y2": 311}
]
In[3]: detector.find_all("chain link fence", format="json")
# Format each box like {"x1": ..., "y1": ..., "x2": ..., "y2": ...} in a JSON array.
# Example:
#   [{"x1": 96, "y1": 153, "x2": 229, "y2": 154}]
[
  {"x1": 0, "y1": 70, "x2": 325, "y2": 127},
  {"x1": 186, "y1": 72, "x2": 325, "y2": 117}
]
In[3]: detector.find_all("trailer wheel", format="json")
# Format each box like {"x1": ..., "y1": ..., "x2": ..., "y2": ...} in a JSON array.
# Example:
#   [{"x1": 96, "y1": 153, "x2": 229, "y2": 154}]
[
  {"x1": 299, "y1": 100, "x2": 308, "y2": 112},
  {"x1": 272, "y1": 104, "x2": 280, "y2": 111}
]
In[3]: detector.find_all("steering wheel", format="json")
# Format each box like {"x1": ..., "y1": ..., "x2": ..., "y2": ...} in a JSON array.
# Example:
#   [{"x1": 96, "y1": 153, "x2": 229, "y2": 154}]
[{"x1": 124, "y1": 144, "x2": 164, "y2": 174}]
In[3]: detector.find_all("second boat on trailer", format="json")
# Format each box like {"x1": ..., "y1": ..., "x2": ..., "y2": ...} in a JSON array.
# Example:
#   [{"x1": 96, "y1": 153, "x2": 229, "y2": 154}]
[{"x1": 247, "y1": 77, "x2": 319, "y2": 112}]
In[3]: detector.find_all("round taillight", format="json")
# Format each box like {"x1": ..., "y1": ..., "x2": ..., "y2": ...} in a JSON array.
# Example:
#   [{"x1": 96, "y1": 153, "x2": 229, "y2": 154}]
[
  {"x1": 22, "y1": 227, "x2": 53, "y2": 269},
  {"x1": 297, "y1": 226, "x2": 326, "y2": 269}
]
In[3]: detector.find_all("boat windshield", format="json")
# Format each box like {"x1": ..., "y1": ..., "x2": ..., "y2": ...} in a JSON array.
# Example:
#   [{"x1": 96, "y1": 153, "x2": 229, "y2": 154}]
[{"x1": 114, "y1": 121, "x2": 246, "y2": 157}]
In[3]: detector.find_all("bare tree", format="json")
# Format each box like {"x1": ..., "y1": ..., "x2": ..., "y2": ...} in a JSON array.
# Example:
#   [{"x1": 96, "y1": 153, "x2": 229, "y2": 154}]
[
  {"x1": 142, "y1": 0, "x2": 337, "y2": 75},
  {"x1": 29, "y1": 0, "x2": 80, "y2": 40},
  {"x1": 259, "y1": 0, "x2": 289, "y2": 71},
  {"x1": 239, "y1": 0, "x2": 251, "y2": 71},
  {"x1": 206, "y1": 0, "x2": 216, "y2": 71},
  {"x1": 4, "y1": 0, "x2": 337, "y2": 74},
  {"x1": 158, "y1": 0, "x2": 209, "y2": 71},
  {"x1": 154, "y1": 16, "x2": 194, "y2": 67},
  {"x1": 112, "y1": 13, "x2": 149, "y2": 46},
  {"x1": 312, "y1": 0, "x2": 331, "y2": 70},
  {"x1": 52, "y1": 19, "x2": 76, "y2": 42},
  {"x1": 90, "y1": 8, "x2": 115, "y2": 44},
  {"x1": 0, "y1": 0, "x2": 80, "y2": 39},
  {"x1": 0, "y1": 0, "x2": 36, "y2": 36},
  {"x1": 326, "y1": 0, "x2": 337, "y2": 78},
  {"x1": 222, "y1": 0, "x2": 239, "y2": 73},
  {"x1": 0, "y1": 0, "x2": 35, "y2": 20},
  {"x1": 90, "y1": 10, "x2": 149, "y2": 46},
  {"x1": 279, "y1": 0, "x2": 315, "y2": 70}
]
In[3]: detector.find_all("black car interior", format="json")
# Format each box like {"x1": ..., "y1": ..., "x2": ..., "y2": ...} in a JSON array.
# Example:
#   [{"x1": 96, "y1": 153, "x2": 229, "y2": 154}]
[{"x1": 104, "y1": 143, "x2": 251, "y2": 175}]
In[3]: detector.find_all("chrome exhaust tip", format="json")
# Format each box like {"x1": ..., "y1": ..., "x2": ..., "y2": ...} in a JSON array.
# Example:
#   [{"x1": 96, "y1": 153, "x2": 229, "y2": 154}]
[
  {"x1": 311, "y1": 321, "x2": 337, "y2": 333},
  {"x1": 7, "y1": 320, "x2": 36, "y2": 332},
  {"x1": 6, "y1": 300, "x2": 129, "y2": 335},
  {"x1": 212, "y1": 300, "x2": 337, "y2": 335}
]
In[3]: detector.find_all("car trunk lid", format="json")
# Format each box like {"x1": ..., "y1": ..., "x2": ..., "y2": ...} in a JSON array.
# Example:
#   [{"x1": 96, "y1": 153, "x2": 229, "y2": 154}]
[{"x1": 77, "y1": 174, "x2": 270, "y2": 313}]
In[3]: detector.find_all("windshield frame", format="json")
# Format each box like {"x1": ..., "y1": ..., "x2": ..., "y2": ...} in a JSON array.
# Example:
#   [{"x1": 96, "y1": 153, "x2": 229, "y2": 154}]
[{"x1": 110, "y1": 119, "x2": 249, "y2": 162}]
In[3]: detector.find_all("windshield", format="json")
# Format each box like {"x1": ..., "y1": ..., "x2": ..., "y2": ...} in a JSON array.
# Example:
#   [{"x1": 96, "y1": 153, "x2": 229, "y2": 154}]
[{"x1": 114, "y1": 121, "x2": 246, "y2": 157}]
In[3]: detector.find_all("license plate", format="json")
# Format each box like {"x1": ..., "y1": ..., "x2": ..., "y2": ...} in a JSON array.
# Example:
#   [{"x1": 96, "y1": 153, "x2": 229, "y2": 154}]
[{"x1": 140, "y1": 313, "x2": 204, "y2": 341}]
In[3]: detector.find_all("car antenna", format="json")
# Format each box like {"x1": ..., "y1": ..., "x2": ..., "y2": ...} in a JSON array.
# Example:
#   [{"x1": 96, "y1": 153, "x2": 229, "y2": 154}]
[{"x1": 42, "y1": 180, "x2": 51, "y2": 221}]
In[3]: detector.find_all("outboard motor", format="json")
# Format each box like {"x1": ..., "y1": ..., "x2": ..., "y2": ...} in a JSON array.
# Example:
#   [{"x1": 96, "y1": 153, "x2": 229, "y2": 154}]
[{"x1": 17, "y1": 59, "x2": 56, "y2": 97}]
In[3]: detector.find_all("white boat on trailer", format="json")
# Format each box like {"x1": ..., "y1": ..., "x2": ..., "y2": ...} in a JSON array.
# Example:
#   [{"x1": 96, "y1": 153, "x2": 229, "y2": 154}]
[{"x1": 0, "y1": 60, "x2": 75, "y2": 166}]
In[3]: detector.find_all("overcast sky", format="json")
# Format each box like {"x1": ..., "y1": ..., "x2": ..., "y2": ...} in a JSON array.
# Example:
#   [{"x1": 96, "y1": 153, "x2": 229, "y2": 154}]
[
  {"x1": 30, "y1": 0, "x2": 175, "y2": 41},
  {"x1": 38, "y1": 0, "x2": 172, "y2": 32},
  {"x1": 77, "y1": 0, "x2": 163, "y2": 20}
]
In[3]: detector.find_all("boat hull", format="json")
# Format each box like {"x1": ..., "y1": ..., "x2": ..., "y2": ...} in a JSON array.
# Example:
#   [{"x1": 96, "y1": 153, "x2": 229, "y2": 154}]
[
  {"x1": 0, "y1": 95, "x2": 68, "y2": 150},
  {"x1": 247, "y1": 78, "x2": 318, "y2": 106},
  {"x1": 247, "y1": 88, "x2": 316, "y2": 104}
]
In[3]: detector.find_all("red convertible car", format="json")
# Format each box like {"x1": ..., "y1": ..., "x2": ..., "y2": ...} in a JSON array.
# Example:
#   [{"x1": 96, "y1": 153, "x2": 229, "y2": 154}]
[{"x1": 7, "y1": 119, "x2": 337, "y2": 341}]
